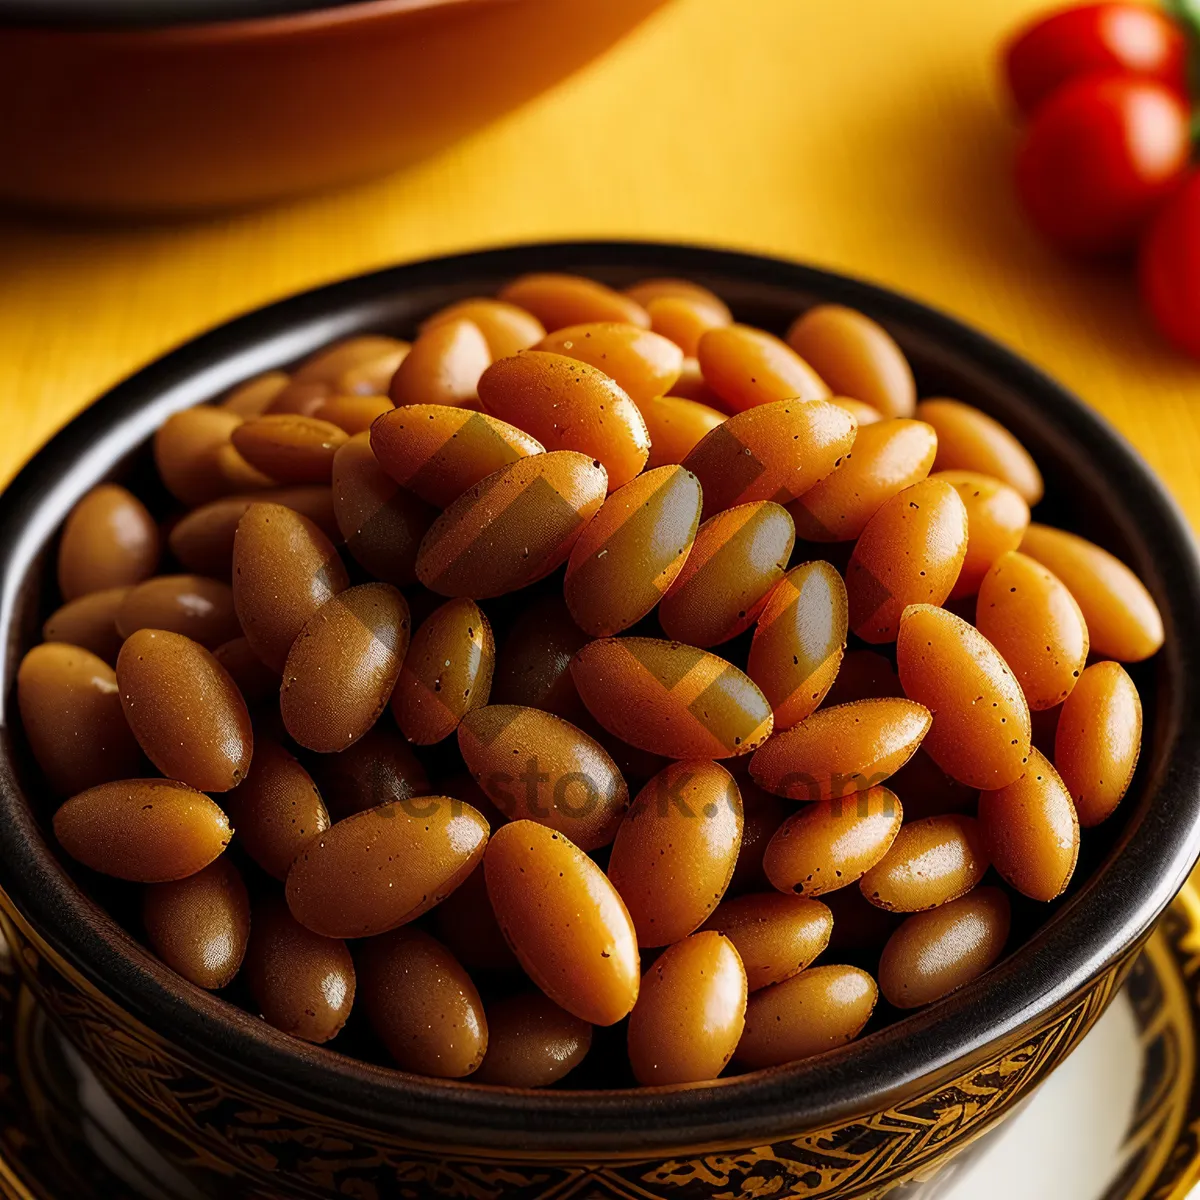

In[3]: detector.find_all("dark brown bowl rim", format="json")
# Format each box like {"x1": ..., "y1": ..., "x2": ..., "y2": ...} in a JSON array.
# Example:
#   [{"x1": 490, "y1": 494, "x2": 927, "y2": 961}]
[{"x1": 1, "y1": 240, "x2": 1199, "y2": 1155}]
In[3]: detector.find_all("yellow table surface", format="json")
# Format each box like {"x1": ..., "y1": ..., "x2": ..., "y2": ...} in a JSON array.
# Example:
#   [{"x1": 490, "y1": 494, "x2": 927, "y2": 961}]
[{"x1": 3, "y1": 0, "x2": 1199, "y2": 528}]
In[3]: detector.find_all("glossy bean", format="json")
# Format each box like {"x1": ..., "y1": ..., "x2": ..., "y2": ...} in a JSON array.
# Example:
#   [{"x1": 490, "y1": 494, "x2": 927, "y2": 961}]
[
  {"x1": 294, "y1": 335, "x2": 408, "y2": 387},
  {"x1": 537, "y1": 322, "x2": 684, "y2": 405},
  {"x1": 421, "y1": 298, "x2": 545, "y2": 358},
  {"x1": 859, "y1": 815, "x2": 989, "y2": 912},
  {"x1": 830, "y1": 397, "x2": 885, "y2": 425},
  {"x1": 231, "y1": 414, "x2": 349, "y2": 484},
  {"x1": 640, "y1": 396, "x2": 727, "y2": 469},
  {"x1": 697, "y1": 325, "x2": 830, "y2": 412},
  {"x1": 212, "y1": 637, "x2": 280, "y2": 704},
  {"x1": 389, "y1": 318, "x2": 491, "y2": 409},
  {"x1": 154, "y1": 408, "x2": 267, "y2": 507},
  {"x1": 57, "y1": 484, "x2": 159, "y2": 601},
  {"x1": 115, "y1": 574, "x2": 242, "y2": 649},
  {"x1": 490, "y1": 593, "x2": 591, "y2": 723},
  {"x1": 221, "y1": 371, "x2": 289, "y2": 417},
  {"x1": 1054, "y1": 661, "x2": 1142, "y2": 827},
  {"x1": 499, "y1": 273, "x2": 650, "y2": 331},
  {"x1": 700, "y1": 892, "x2": 832, "y2": 990},
  {"x1": 473, "y1": 992, "x2": 592, "y2": 1087},
  {"x1": 313, "y1": 394, "x2": 393, "y2": 435},
  {"x1": 624, "y1": 277, "x2": 732, "y2": 317},
  {"x1": 646, "y1": 294, "x2": 732, "y2": 357},
  {"x1": 571, "y1": 637, "x2": 774, "y2": 759},
  {"x1": 312, "y1": 724, "x2": 430, "y2": 820},
  {"x1": 42, "y1": 587, "x2": 129, "y2": 664}
]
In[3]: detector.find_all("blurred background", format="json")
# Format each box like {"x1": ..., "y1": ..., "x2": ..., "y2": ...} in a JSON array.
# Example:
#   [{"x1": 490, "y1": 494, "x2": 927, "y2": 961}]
[{"x1": 4, "y1": 0, "x2": 1197, "y2": 532}]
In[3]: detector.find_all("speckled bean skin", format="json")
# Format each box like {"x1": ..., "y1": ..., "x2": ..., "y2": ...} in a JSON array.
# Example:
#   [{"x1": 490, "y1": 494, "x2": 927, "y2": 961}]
[
  {"x1": 700, "y1": 892, "x2": 832, "y2": 990},
  {"x1": 331, "y1": 434, "x2": 436, "y2": 587},
  {"x1": 626, "y1": 931, "x2": 747, "y2": 1085},
  {"x1": 42, "y1": 588, "x2": 129, "y2": 664},
  {"x1": 846, "y1": 478, "x2": 968, "y2": 643},
  {"x1": 359, "y1": 927, "x2": 488, "y2": 1078},
  {"x1": 232, "y1": 502, "x2": 350, "y2": 673},
  {"x1": 421, "y1": 298, "x2": 546, "y2": 358},
  {"x1": 659, "y1": 502, "x2": 795, "y2": 648},
  {"x1": 564, "y1": 465, "x2": 702, "y2": 637},
  {"x1": 976, "y1": 551, "x2": 1089, "y2": 710},
  {"x1": 116, "y1": 575, "x2": 242, "y2": 649},
  {"x1": 697, "y1": 325, "x2": 830, "y2": 412},
  {"x1": 391, "y1": 598, "x2": 493, "y2": 745},
  {"x1": 736, "y1": 964, "x2": 878, "y2": 1069},
  {"x1": 280, "y1": 583, "x2": 410, "y2": 753},
  {"x1": 641, "y1": 397, "x2": 727, "y2": 469},
  {"x1": 762, "y1": 786, "x2": 903, "y2": 896},
  {"x1": 537, "y1": 323, "x2": 684, "y2": 405},
  {"x1": 790, "y1": 418, "x2": 937, "y2": 542},
  {"x1": 53, "y1": 779, "x2": 232, "y2": 882},
  {"x1": 1054, "y1": 660, "x2": 1142, "y2": 827},
  {"x1": 388, "y1": 318, "x2": 491, "y2": 409},
  {"x1": 285, "y1": 797, "x2": 488, "y2": 939},
  {"x1": 473, "y1": 992, "x2": 592, "y2": 1087},
  {"x1": 117, "y1": 629, "x2": 252, "y2": 793},
  {"x1": 1020, "y1": 523, "x2": 1164, "y2": 662},
  {"x1": 750, "y1": 700, "x2": 930, "y2": 802},
  {"x1": 223, "y1": 738, "x2": 329, "y2": 880},
  {"x1": 978, "y1": 748, "x2": 1079, "y2": 901},
  {"x1": 457, "y1": 705, "x2": 627, "y2": 850},
  {"x1": 17, "y1": 643, "x2": 143, "y2": 796},
  {"x1": 859, "y1": 815, "x2": 989, "y2": 912},
  {"x1": 57, "y1": 484, "x2": 159, "y2": 601},
  {"x1": 477, "y1": 352, "x2": 649, "y2": 491},
  {"x1": 746, "y1": 561, "x2": 847, "y2": 730},
  {"x1": 896, "y1": 604, "x2": 1032, "y2": 790},
  {"x1": 416, "y1": 451, "x2": 607, "y2": 599},
  {"x1": 231, "y1": 414, "x2": 349, "y2": 484},
  {"x1": 571, "y1": 637, "x2": 774, "y2": 759},
  {"x1": 370, "y1": 405, "x2": 544, "y2": 508},
  {"x1": 607, "y1": 761, "x2": 743, "y2": 946},
  {"x1": 681, "y1": 399, "x2": 856, "y2": 519},
  {"x1": 499, "y1": 273, "x2": 650, "y2": 331},
  {"x1": 168, "y1": 487, "x2": 338, "y2": 580},
  {"x1": 786, "y1": 305, "x2": 916, "y2": 419},
  {"x1": 878, "y1": 886, "x2": 1011, "y2": 1008},
  {"x1": 935, "y1": 471, "x2": 1031, "y2": 599},
  {"x1": 143, "y1": 856, "x2": 250, "y2": 990},
  {"x1": 917, "y1": 398, "x2": 1044, "y2": 505},
  {"x1": 245, "y1": 894, "x2": 356, "y2": 1044},
  {"x1": 484, "y1": 821, "x2": 640, "y2": 1026}
]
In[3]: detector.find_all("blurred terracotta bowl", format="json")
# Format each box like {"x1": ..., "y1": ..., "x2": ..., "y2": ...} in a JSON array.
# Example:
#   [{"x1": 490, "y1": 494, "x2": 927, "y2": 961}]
[
  {"x1": 0, "y1": 0, "x2": 670, "y2": 213},
  {"x1": 1, "y1": 242, "x2": 1200, "y2": 1199}
]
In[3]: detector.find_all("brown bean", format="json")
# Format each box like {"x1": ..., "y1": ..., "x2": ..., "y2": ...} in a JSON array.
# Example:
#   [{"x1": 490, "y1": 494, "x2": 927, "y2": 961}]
[
  {"x1": 537, "y1": 322, "x2": 684, "y2": 405},
  {"x1": 389, "y1": 319, "x2": 491, "y2": 409},
  {"x1": 231, "y1": 414, "x2": 349, "y2": 485},
  {"x1": 491, "y1": 593, "x2": 591, "y2": 723},
  {"x1": 762, "y1": 787, "x2": 902, "y2": 896},
  {"x1": 608, "y1": 761, "x2": 743, "y2": 946},
  {"x1": 473, "y1": 992, "x2": 592, "y2": 1087},
  {"x1": 285, "y1": 798, "x2": 488, "y2": 938},
  {"x1": 331, "y1": 433, "x2": 436, "y2": 587},
  {"x1": 729, "y1": 783, "x2": 790, "y2": 894},
  {"x1": 117, "y1": 629, "x2": 252, "y2": 792},
  {"x1": 936, "y1": 471, "x2": 1031, "y2": 599},
  {"x1": 221, "y1": 371, "x2": 289, "y2": 417},
  {"x1": 859, "y1": 815, "x2": 989, "y2": 912},
  {"x1": 626, "y1": 932, "x2": 747, "y2": 1085},
  {"x1": 115, "y1": 574, "x2": 242, "y2": 649},
  {"x1": 244, "y1": 894, "x2": 355, "y2": 1043},
  {"x1": 978, "y1": 748, "x2": 1079, "y2": 901},
  {"x1": 831, "y1": 397, "x2": 886, "y2": 425},
  {"x1": 53, "y1": 779, "x2": 232, "y2": 882},
  {"x1": 232, "y1": 502, "x2": 350, "y2": 672},
  {"x1": 17, "y1": 643, "x2": 143, "y2": 795},
  {"x1": 825, "y1": 886, "x2": 904, "y2": 953},
  {"x1": 211, "y1": 637, "x2": 280, "y2": 705},
  {"x1": 697, "y1": 324, "x2": 830, "y2": 412},
  {"x1": 431, "y1": 862, "x2": 519, "y2": 972},
  {"x1": 822, "y1": 649, "x2": 903, "y2": 707},
  {"x1": 294, "y1": 335, "x2": 408, "y2": 386},
  {"x1": 640, "y1": 396, "x2": 727, "y2": 469},
  {"x1": 1054, "y1": 660, "x2": 1142, "y2": 827},
  {"x1": 168, "y1": 487, "x2": 338, "y2": 579},
  {"x1": 700, "y1": 892, "x2": 832, "y2": 990},
  {"x1": 42, "y1": 587, "x2": 129, "y2": 664},
  {"x1": 314, "y1": 395, "x2": 394, "y2": 436},
  {"x1": 312, "y1": 724, "x2": 431, "y2": 820},
  {"x1": 359, "y1": 927, "x2": 487, "y2": 1077},
  {"x1": 422, "y1": 298, "x2": 546, "y2": 358},
  {"x1": 785, "y1": 305, "x2": 916, "y2": 419},
  {"x1": 57, "y1": 484, "x2": 159, "y2": 601},
  {"x1": 485, "y1": 821, "x2": 639, "y2": 1025},
  {"x1": 154, "y1": 408, "x2": 268, "y2": 507},
  {"x1": 280, "y1": 583, "x2": 410, "y2": 753},
  {"x1": 737, "y1": 964, "x2": 877, "y2": 1068},
  {"x1": 223, "y1": 738, "x2": 329, "y2": 879},
  {"x1": 646, "y1": 294, "x2": 732, "y2": 357},
  {"x1": 499, "y1": 273, "x2": 650, "y2": 331},
  {"x1": 457, "y1": 706, "x2": 627, "y2": 850},
  {"x1": 887, "y1": 749, "x2": 978, "y2": 821},
  {"x1": 267, "y1": 379, "x2": 334, "y2": 417},
  {"x1": 878, "y1": 886, "x2": 1011, "y2": 1008},
  {"x1": 625, "y1": 277, "x2": 731, "y2": 317},
  {"x1": 143, "y1": 856, "x2": 250, "y2": 990}
]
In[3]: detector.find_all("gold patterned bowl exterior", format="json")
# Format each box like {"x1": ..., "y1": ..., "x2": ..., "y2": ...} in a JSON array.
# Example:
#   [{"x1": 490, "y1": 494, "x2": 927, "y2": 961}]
[{"x1": 1, "y1": 245, "x2": 1199, "y2": 1200}]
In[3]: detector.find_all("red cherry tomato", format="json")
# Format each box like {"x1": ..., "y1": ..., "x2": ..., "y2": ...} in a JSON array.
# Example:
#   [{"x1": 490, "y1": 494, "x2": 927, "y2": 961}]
[
  {"x1": 1140, "y1": 169, "x2": 1200, "y2": 355},
  {"x1": 1015, "y1": 74, "x2": 1190, "y2": 255},
  {"x1": 1004, "y1": 2, "x2": 1188, "y2": 116}
]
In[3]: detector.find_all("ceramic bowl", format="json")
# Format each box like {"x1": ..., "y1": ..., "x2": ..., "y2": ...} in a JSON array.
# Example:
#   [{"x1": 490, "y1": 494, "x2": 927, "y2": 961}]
[{"x1": 1, "y1": 241, "x2": 1198, "y2": 1200}]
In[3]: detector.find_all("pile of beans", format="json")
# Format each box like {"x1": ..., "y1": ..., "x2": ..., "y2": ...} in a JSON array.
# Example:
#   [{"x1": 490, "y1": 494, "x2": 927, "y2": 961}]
[{"x1": 17, "y1": 272, "x2": 1162, "y2": 1089}]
